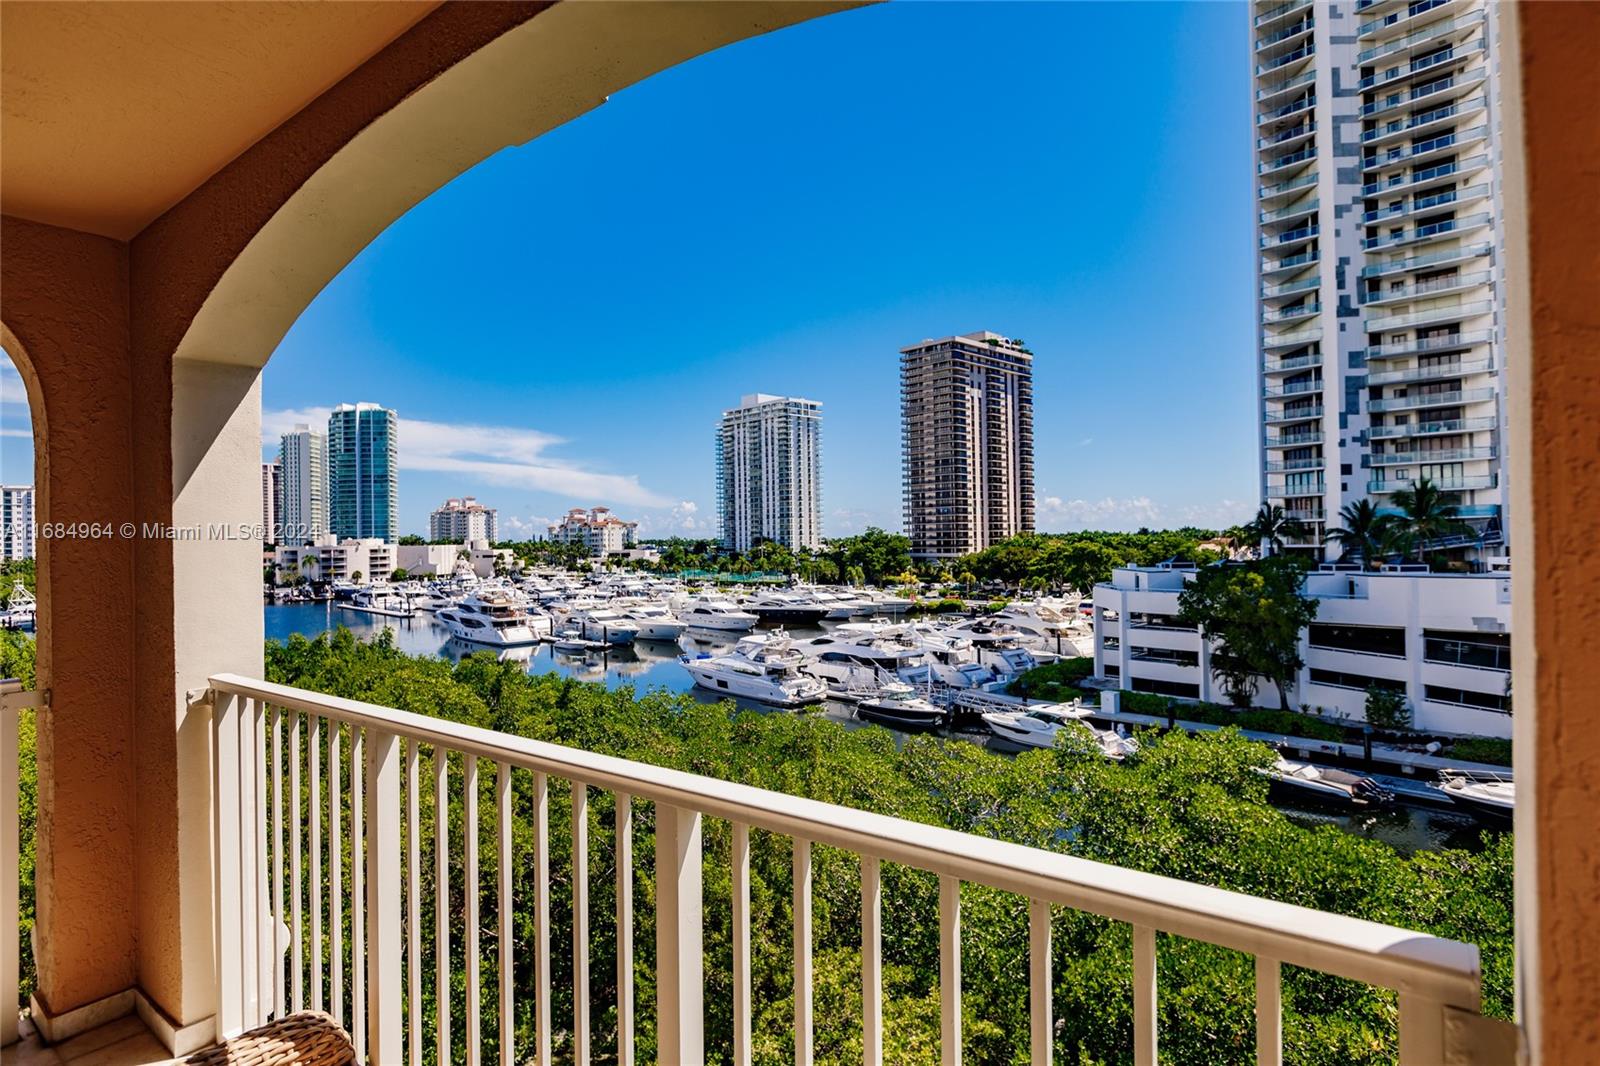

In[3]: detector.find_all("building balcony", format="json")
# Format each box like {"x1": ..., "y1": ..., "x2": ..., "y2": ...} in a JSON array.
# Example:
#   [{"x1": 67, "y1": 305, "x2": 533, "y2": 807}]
[
  {"x1": 1263, "y1": 351, "x2": 1323, "y2": 374},
  {"x1": 1257, "y1": 92, "x2": 1315, "y2": 127},
  {"x1": 1255, "y1": 66, "x2": 1316, "y2": 103},
  {"x1": 1357, "y1": 329, "x2": 1494, "y2": 361},
  {"x1": 1361, "y1": 98, "x2": 1485, "y2": 148},
  {"x1": 1363, "y1": 212, "x2": 1494, "y2": 251},
  {"x1": 1361, "y1": 153, "x2": 1489, "y2": 199},
  {"x1": 1263, "y1": 302, "x2": 1320, "y2": 325},
  {"x1": 1261, "y1": 223, "x2": 1319, "y2": 250},
  {"x1": 1265, "y1": 428, "x2": 1324, "y2": 448},
  {"x1": 1360, "y1": 182, "x2": 1492, "y2": 226},
  {"x1": 1369, "y1": 474, "x2": 1498, "y2": 493},
  {"x1": 1264, "y1": 456, "x2": 1326, "y2": 472},
  {"x1": 1263, "y1": 404, "x2": 1324, "y2": 424},
  {"x1": 1368, "y1": 416, "x2": 1498, "y2": 439},
  {"x1": 1257, "y1": 122, "x2": 1316, "y2": 151},
  {"x1": 1259, "y1": 146, "x2": 1317, "y2": 175},
  {"x1": 1369, "y1": 387, "x2": 1496, "y2": 413},
  {"x1": 1358, "y1": 39, "x2": 1484, "y2": 92},
  {"x1": 1267, "y1": 479, "x2": 1327, "y2": 497},
  {"x1": 1367, "y1": 357, "x2": 1494, "y2": 386},
  {"x1": 1369, "y1": 446, "x2": 1498, "y2": 466},
  {"x1": 1260, "y1": 249, "x2": 1320, "y2": 279},
  {"x1": 1361, "y1": 269, "x2": 1493, "y2": 306},
  {"x1": 1358, "y1": 0, "x2": 1460, "y2": 39},
  {"x1": 1283, "y1": 506, "x2": 1328, "y2": 523},
  {"x1": 1362, "y1": 127, "x2": 1488, "y2": 174},
  {"x1": 1255, "y1": 0, "x2": 1313, "y2": 28},
  {"x1": 1261, "y1": 326, "x2": 1322, "y2": 349},
  {"x1": 1264, "y1": 379, "x2": 1323, "y2": 398},
  {"x1": 1256, "y1": 16, "x2": 1314, "y2": 52},
  {"x1": 1359, "y1": 240, "x2": 1492, "y2": 280},
  {"x1": 1261, "y1": 274, "x2": 1321, "y2": 300},
  {"x1": 1364, "y1": 298, "x2": 1494, "y2": 333},
  {"x1": 1256, "y1": 42, "x2": 1315, "y2": 76},
  {"x1": 1361, "y1": 68, "x2": 1485, "y2": 123},
  {"x1": 1357, "y1": 11, "x2": 1485, "y2": 65},
  {"x1": 1259, "y1": 170, "x2": 1318, "y2": 202},
  {"x1": 1260, "y1": 198, "x2": 1318, "y2": 225}
]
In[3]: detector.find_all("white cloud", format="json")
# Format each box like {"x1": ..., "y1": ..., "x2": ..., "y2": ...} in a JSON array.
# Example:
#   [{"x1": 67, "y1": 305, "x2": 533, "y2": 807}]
[
  {"x1": 1036, "y1": 495, "x2": 1252, "y2": 533},
  {"x1": 0, "y1": 356, "x2": 30, "y2": 409},
  {"x1": 262, "y1": 408, "x2": 672, "y2": 509},
  {"x1": 0, "y1": 428, "x2": 31, "y2": 439},
  {"x1": 633, "y1": 500, "x2": 710, "y2": 537},
  {"x1": 499, "y1": 514, "x2": 555, "y2": 539}
]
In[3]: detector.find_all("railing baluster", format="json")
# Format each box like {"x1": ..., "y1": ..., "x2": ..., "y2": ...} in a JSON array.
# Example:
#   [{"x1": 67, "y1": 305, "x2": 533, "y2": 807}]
[
  {"x1": 407, "y1": 740, "x2": 422, "y2": 1066},
  {"x1": 573, "y1": 782, "x2": 591, "y2": 1066},
  {"x1": 1398, "y1": 993, "x2": 1447, "y2": 1066},
  {"x1": 732, "y1": 823, "x2": 752, "y2": 1066},
  {"x1": 290, "y1": 711, "x2": 303, "y2": 1014},
  {"x1": 435, "y1": 747, "x2": 451, "y2": 1066},
  {"x1": 1, "y1": 695, "x2": 19, "y2": 1048},
  {"x1": 940, "y1": 875, "x2": 961, "y2": 1066},
  {"x1": 310, "y1": 716, "x2": 323, "y2": 1014},
  {"x1": 1133, "y1": 925, "x2": 1157, "y2": 1066},
  {"x1": 465, "y1": 755, "x2": 481, "y2": 1066},
  {"x1": 271, "y1": 706, "x2": 285, "y2": 1020},
  {"x1": 212, "y1": 691, "x2": 245, "y2": 1039},
  {"x1": 1029, "y1": 900, "x2": 1051, "y2": 1066},
  {"x1": 616, "y1": 792, "x2": 635, "y2": 1066},
  {"x1": 861, "y1": 854, "x2": 882, "y2": 1066},
  {"x1": 534, "y1": 772, "x2": 552, "y2": 1066},
  {"x1": 366, "y1": 729, "x2": 402, "y2": 1064},
  {"x1": 248, "y1": 699, "x2": 267, "y2": 1028},
  {"x1": 352, "y1": 726, "x2": 366, "y2": 1060},
  {"x1": 497, "y1": 762, "x2": 514, "y2": 1066},
  {"x1": 330, "y1": 721, "x2": 343, "y2": 1028},
  {"x1": 1256, "y1": 956, "x2": 1282, "y2": 1066},
  {"x1": 655, "y1": 803, "x2": 703, "y2": 1064},
  {"x1": 794, "y1": 837, "x2": 813, "y2": 1066}
]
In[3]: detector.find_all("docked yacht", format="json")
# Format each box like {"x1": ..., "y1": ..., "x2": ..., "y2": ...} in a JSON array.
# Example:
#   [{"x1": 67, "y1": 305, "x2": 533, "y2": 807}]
[
  {"x1": 982, "y1": 704, "x2": 1137, "y2": 759},
  {"x1": 1259, "y1": 758, "x2": 1393, "y2": 809},
  {"x1": 615, "y1": 601, "x2": 687, "y2": 642},
  {"x1": 856, "y1": 681, "x2": 947, "y2": 732},
  {"x1": 679, "y1": 632, "x2": 827, "y2": 707},
  {"x1": 677, "y1": 596, "x2": 759, "y2": 632},
  {"x1": 740, "y1": 593, "x2": 830, "y2": 625},
  {"x1": 437, "y1": 591, "x2": 547, "y2": 647},
  {"x1": 569, "y1": 607, "x2": 640, "y2": 645},
  {"x1": 0, "y1": 586, "x2": 36, "y2": 630},
  {"x1": 791, "y1": 625, "x2": 932, "y2": 689},
  {"x1": 338, "y1": 585, "x2": 415, "y2": 618},
  {"x1": 1435, "y1": 772, "x2": 1514, "y2": 822}
]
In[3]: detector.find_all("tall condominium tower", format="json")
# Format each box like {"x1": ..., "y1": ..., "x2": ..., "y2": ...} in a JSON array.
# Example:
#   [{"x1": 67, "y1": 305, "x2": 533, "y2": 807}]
[
  {"x1": 1, "y1": 485, "x2": 35, "y2": 562},
  {"x1": 1253, "y1": 0, "x2": 1507, "y2": 559},
  {"x1": 716, "y1": 394, "x2": 823, "y2": 552},
  {"x1": 260, "y1": 461, "x2": 281, "y2": 542},
  {"x1": 900, "y1": 332, "x2": 1034, "y2": 560},
  {"x1": 430, "y1": 497, "x2": 499, "y2": 544},
  {"x1": 278, "y1": 424, "x2": 328, "y2": 544},
  {"x1": 327, "y1": 403, "x2": 398, "y2": 542}
]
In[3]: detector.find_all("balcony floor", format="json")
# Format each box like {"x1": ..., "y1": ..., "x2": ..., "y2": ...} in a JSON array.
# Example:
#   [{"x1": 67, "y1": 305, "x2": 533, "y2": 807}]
[{"x1": 11, "y1": 1015, "x2": 177, "y2": 1066}]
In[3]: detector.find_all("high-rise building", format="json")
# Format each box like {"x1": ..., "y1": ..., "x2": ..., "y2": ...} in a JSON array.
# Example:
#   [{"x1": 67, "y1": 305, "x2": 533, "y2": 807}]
[
  {"x1": 260, "y1": 461, "x2": 281, "y2": 543},
  {"x1": 1252, "y1": 0, "x2": 1507, "y2": 559},
  {"x1": 716, "y1": 393, "x2": 822, "y2": 552},
  {"x1": 327, "y1": 403, "x2": 398, "y2": 542},
  {"x1": 899, "y1": 332, "x2": 1034, "y2": 559},
  {"x1": 1, "y1": 485, "x2": 35, "y2": 562},
  {"x1": 278, "y1": 424, "x2": 328, "y2": 544},
  {"x1": 548, "y1": 507, "x2": 637, "y2": 557},
  {"x1": 429, "y1": 496, "x2": 499, "y2": 544}
]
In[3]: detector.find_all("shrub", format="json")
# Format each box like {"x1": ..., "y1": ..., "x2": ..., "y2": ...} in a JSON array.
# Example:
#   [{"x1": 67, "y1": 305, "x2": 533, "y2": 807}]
[
  {"x1": 1449, "y1": 736, "x2": 1512, "y2": 767},
  {"x1": 1115, "y1": 689, "x2": 1346, "y2": 742},
  {"x1": 1364, "y1": 685, "x2": 1413, "y2": 730}
]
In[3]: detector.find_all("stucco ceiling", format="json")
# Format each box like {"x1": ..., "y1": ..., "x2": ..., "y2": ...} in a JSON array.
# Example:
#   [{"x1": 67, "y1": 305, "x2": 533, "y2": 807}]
[{"x1": 0, "y1": 1, "x2": 440, "y2": 240}]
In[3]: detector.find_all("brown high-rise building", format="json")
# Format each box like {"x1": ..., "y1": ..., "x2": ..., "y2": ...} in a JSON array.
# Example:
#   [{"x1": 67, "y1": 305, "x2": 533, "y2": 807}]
[{"x1": 900, "y1": 331, "x2": 1035, "y2": 559}]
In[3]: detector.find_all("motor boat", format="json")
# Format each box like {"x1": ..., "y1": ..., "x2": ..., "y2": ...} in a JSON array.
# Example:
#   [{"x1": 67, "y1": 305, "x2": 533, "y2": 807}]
[
  {"x1": 0, "y1": 586, "x2": 36, "y2": 630},
  {"x1": 552, "y1": 626, "x2": 608, "y2": 653},
  {"x1": 856, "y1": 681, "x2": 947, "y2": 732},
  {"x1": 1258, "y1": 758, "x2": 1393, "y2": 809},
  {"x1": 740, "y1": 593, "x2": 830, "y2": 625},
  {"x1": 790, "y1": 625, "x2": 933, "y2": 688},
  {"x1": 338, "y1": 585, "x2": 415, "y2": 618},
  {"x1": 437, "y1": 590, "x2": 547, "y2": 647},
  {"x1": 981, "y1": 703, "x2": 1135, "y2": 759},
  {"x1": 615, "y1": 601, "x2": 687, "y2": 642},
  {"x1": 569, "y1": 607, "x2": 639, "y2": 645},
  {"x1": 677, "y1": 596, "x2": 759, "y2": 632},
  {"x1": 790, "y1": 587, "x2": 871, "y2": 620},
  {"x1": 1435, "y1": 772, "x2": 1514, "y2": 823},
  {"x1": 678, "y1": 631, "x2": 827, "y2": 707}
]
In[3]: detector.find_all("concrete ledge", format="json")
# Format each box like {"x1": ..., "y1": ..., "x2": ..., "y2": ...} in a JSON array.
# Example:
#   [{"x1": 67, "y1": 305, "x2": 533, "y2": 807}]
[
  {"x1": 134, "y1": 988, "x2": 214, "y2": 1057},
  {"x1": 28, "y1": 987, "x2": 135, "y2": 1045}
]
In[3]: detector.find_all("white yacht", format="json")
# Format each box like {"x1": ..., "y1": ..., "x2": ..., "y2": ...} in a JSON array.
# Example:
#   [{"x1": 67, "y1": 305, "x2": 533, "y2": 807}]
[
  {"x1": 1258, "y1": 759, "x2": 1393, "y2": 809},
  {"x1": 677, "y1": 596, "x2": 759, "y2": 632},
  {"x1": 569, "y1": 606, "x2": 639, "y2": 645},
  {"x1": 856, "y1": 681, "x2": 947, "y2": 732},
  {"x1": 614, "y1": 600, "x2": 687, "y2": 642},
  {"x1": 982, "y1": 704, "x2": 1096, "y2": 751},
  {"x1": 791, "y1": 587, "x2": 871, "y2": 620},
  {"x1": 338, "y1": 585, "x2": 416, "y2": 618},
  {"x1": 679, "y1": 632, "x2": 826, "y2": 707},
  {"x1": 790, "y1": 625, "x2": 933, "y2": 689},
  {"x1": 0, "y1": 586, "x2": 36, "y2": 630},
  {"x1": 1436, "y1": 772, "x2": 1514, "y2": 822},
  {"x1": 740, "y1": 593, "x2": 830, "y2": 625},
  {"x1": 437, "y1": 591, "x2": 547, "y2": 647}
]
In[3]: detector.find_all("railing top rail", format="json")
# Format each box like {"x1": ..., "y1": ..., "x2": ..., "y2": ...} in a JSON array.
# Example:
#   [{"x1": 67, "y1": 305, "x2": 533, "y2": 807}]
[{"x1": 207, "y1": 671, "x2": 1482, "y2": 1005}]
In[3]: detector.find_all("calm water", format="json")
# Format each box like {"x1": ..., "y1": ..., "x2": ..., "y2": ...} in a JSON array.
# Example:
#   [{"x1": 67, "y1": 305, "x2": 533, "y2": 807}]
[{"x1": 264, "y1": 603, "x2": 1497, "y2": 855}]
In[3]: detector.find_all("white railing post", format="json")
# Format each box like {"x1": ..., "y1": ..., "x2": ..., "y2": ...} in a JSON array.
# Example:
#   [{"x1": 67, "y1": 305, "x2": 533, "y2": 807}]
[
  {"x1": 616, "y1": 793, "x2": 635, "y2": 1066},
  {"x1": 1256, "y1": 956, "x2": 1282, "y2": 1066},
  {"x1": 1398, "y1": 994, "x2": 1446, "y2": 1066},
  {"x1": 1029, "y1": 899, "x2": 1051, "y2": 1066},
  {"x1": 939, "y1": 875, "x2": 961, "y2": 1066},
  {"x1": 211, "y1": 689, "x2": 245, "y2": 1040},
  {"x1": 1, "y1": 689, "x2": 24, "y2": 1048},
  {"x1": 366, "y1": 729, "x2": 402, "y2": 1066},
  {"x1": 1133, "y1": 925, "x2": 1157, "y2": 1066},
  {"x1": 861, "y1": 855, "x2": 882, "y2": 1066},
  {"x1": 794, "y1": 838, "x2": 813, "y2": 1066},
  {"x1": 655, "y1": 803, "x2": 703, "y2": 1065}
]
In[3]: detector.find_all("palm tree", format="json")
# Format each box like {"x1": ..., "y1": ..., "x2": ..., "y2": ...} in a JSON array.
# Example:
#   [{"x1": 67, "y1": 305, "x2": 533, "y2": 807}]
[
  {"x1": 1247, "y1": 503, "x2": 1308, "y2": 557},
  {"x1": 1388, "y1": 476, "x2": 1465, "y2": 562},
  {"x1": 1326, "y1": 499, "x2": 1393, "y2": 570}
]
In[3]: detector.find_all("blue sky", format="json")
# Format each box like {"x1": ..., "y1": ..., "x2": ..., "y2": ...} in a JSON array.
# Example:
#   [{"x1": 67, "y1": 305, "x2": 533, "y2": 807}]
[{"x1": 2, "y1": 2, "x2": 1258, "y2": 539}]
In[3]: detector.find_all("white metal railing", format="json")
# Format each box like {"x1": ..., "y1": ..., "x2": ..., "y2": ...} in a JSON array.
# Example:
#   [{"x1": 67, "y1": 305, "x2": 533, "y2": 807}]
[
  {"x1": 206, "y1": 673, "x2": 1492, "y2": 1066},
  {"x1": 1, "y1": 679, "x2": 37, "y2": 1048}
]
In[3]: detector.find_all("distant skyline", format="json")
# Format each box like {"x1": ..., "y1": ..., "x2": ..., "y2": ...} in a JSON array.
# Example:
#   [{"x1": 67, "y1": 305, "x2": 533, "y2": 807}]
[{"x1": 2, "y1": 3, "x2": 1258, "y2": 540}]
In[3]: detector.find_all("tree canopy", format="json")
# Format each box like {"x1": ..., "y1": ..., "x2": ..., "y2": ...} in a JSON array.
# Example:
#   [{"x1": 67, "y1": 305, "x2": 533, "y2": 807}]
[{"x1": 1177, "y1": 557, "x2": 1318, "y2": 710}]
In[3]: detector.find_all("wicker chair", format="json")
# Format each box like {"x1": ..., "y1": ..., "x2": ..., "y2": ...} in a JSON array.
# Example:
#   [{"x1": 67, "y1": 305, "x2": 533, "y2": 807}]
[{"x1": 185, "y1": 1012, "x2": 354, "y2": 1066}]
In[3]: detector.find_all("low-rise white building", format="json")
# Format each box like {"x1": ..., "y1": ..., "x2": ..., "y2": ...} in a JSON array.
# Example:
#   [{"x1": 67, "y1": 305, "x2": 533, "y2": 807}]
[
  {"x1": 1092, "y1": 563, "x2": 1512, "y2": 738},
  {"x1": 395, "y1": 540, "x2": 515, "y2": 579},
  {"x1": 274, "y1": 535, "x2": 396, "y2": 585},
  {"x1": 548, "y1": 507, "x2": 636, "y2": 557}
]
